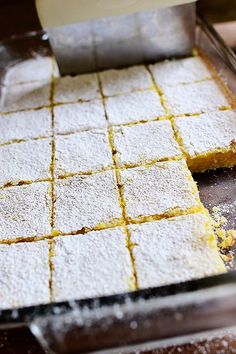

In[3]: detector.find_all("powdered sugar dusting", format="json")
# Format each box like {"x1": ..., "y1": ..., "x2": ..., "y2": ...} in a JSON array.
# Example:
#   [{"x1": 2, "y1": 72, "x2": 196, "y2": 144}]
[
  {"x1": 54, "y1": 171, "x2": 122, "y2": 233},
  {"x1": 112, "y1": 120, "x2": 182, "y2": 166},
  {"x1": 54, "y1": 100, "x2": 107, "y2": 135},
  {"x1": 105, "y1": 90, "x2": 165, "y2": 125},
  {"x1": 99, "y1": 65, "x2": 153, "y2": 96},
  {"x1": 130, "y1": 213, "x2": 225, "y2": 289},
  {"x1": 149, "y1": 57, "x2": 212, "y2": 90},
  {"x1": 0, "y1": 240, "x2": 50, "y2": 309},
  {"x1": 0, "y1": 139, "x2": 52, "y2": 187},
  {"x1": 120, "y1": 160, "x2": 201, "y2": 220},
  {"x1": 0, "y1": 182, "x2": 52, "y2": 240},
  {"x1": 52, "y1": 228, "x2": 132, "y2": 301},
  {"x1": 174, "y1": 110, "x2": 236, "y2": 156},
  {"x1": 164, "y1": 80, "x2": 229, "y2": 115}
]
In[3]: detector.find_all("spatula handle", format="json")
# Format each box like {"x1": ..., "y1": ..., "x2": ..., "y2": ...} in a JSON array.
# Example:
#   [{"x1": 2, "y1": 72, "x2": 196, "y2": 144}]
[{"x1": 36, "y1": 0, "x2": 196, "y2": 28}]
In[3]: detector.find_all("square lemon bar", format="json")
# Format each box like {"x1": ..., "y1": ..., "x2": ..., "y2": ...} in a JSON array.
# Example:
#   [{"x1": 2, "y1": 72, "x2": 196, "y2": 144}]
[
  {"x1": 105, "y1": 90, "x2": 165, "y2": 126},
  {"x1": 54, "y1": 129, "x2": 113, "y2": 177},
  {"x1": 54, "y1": 171, "x2": 122, "y2": 233},
  {"x1": 3, "y1": 57, "x2": 53, "y2": 86},
  {"x1": 120, "y1": 159, "x2": 202, "y2": 222},
  {"x1": 0, "y1": 240, "x2": 50, "y2": 309},
  {"x1": 130, "y1": 212, "x2": 225, "y2": 289},
  {"x1": 149, "y1": 56, "x2": 212, "y2": 90},
  {"x1": 0, "y1": 108, "x2": 51, "y2": 145},
  {"x1": 0, "y1": 182, "x2": 52, "y2": 241},
  {"x1": 164, "y1": 80, "x2": 229, "y2": 116},
  {"x1": 0, "y1": 80, "x2": 51, "y2": 113},
  {"x1": 53, "y1": 100, "x2": 107, "y2": 135},
  {"x1": 54, "y1": 73, "x2": 101, "y2": 103},
  {"x1": 174, "y1": 110, "x2": 236, "y2": 172},
  {"x1": 0, "y1": 139, "x2": 52, "y2": 187},
  {"x1": 52, "y1": 227, "x2": 132, "y2": 301},
  {"x1": 99, "y1": 65, "x2": 153, "y2": 96},
  {"x1": 112, "y1": 120, "x2": 182, "y2": 167}
]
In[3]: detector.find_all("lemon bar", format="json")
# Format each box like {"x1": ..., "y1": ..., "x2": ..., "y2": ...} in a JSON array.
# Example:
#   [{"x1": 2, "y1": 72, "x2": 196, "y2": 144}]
[
  {"x1": 112, "y1": 120, "x2": 182, "y2": 167},
  {"x1": 54, "y1": 171, "x2": 122, "y2": 233},
  {"x1": 105, "y1": 90, "x2": 165, "y2": 126},
  {"x1": 54, "y1": 73, "x2": 101, "y2": 103},
  {"x1": 164, "y1": 80, "x2": 229, "y2": 116},
  {"x1": 0, "y1": 139, "x2": 52, "y2": 187},
  {"x1": 149, "y1": 57, "x2": 212, "y2": 90},
  {"x1": 54, "y1": 130, "x2": 113, "y2": 177},
  {"x1": 130, "y1": 212, "x2": 225, "y2": 289},
  {"x1": 52, "y1": 227, "x2": 132, "y2": 301},
  {"x1": 3, "y1": 57, "x2": 53, "y2": 86},
  {"x1": 0, "y1": 81, "x2": 51, "y2": 113},
  {"x1": 99, "y1": 65, "x2": 152, "y2": 97},
  {"x1": 53, "y1": 100, "x2": 107, "y2": 135},
  {"x1": 120, "y1": 160, "x2": 201, "y2": 222},
  {"x1": 174, "y1": 110, "x2": 236, "y2": 172},
  {"x1": 0, "y1": 182, "x2": 51, "y2": 241},
  {"x1": 0, "y1": 240, "x2": 50, "y2": 309},
  {"x1": 0, "y1": 108, "x2": 51, "y2": 145}
]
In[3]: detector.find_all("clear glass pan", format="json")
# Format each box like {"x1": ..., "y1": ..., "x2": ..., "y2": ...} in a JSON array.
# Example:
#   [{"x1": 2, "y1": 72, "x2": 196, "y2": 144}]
[{"x1": 0, "y1": 13, "x2": 236, "y2": 354}]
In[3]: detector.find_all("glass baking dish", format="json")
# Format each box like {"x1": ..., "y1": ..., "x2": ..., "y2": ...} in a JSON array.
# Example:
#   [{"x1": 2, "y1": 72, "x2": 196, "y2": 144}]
[{"x1": 0, "y1": 13, "x2": 236, "y2": 354}]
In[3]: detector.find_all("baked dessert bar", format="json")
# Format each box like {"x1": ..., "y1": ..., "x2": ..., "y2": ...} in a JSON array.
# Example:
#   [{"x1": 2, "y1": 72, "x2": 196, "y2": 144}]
[
  {"x1": 53, "y1": 171, "x2": 123, "y2": 233},
  {"x1": 174, "y1": 110, "x2": 236, "y2": 172},
  {"x1": 53, "y1": 100, "x2": 107, "y2": 135},
  {"x1": 54, "y1": 129, "x2": 113, "y2": 177},
  {"x1": 0, "y1": 80, "x2": 51, "y2": 113},
  {"x1": 149, "y1": 56, "x2": 212, "y2": 90},
  {"x1": 52, "y1": 228, "x2": 133, "y2": 301},
  {"x1": 99, "y1": 65, "x2": 153, "y2": 96},
  {"x1": 0, "y1": 240, "x2": 50, "y2": 309},
  {"x1": 0, "y1": 139, "x2": 52, "y2": 187},
  {"x1": 163, "y1": 80, "x2": 229, "y2": 116},
  {"x1": 3, "y1": 57, "x2": 54, "y2": 86},
  {"x1": 0, "y1": 108, "x2": 51, "y2": 145},
  {"x1": 0, "y1": 182, "x2": 51, "y2": 241},
  {"x1": 54, "y1": 73, "x2": 101, "y2": 103},
  {"x1": 130, "y1": 212, "x2": 225, "y2": 289},
  {"x1": 112, "y1": 120, "x2": 182, "y2": 167},
  {"x1": 120, "y1": 159, "x2": 202, "y2": 222},
  {"x1": 105, "y1": 90, "x2": 165, "y2": 125}
]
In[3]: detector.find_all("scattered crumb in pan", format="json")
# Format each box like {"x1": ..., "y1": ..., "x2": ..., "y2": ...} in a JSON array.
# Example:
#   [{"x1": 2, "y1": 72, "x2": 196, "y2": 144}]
[{"x1": 211, "y1": 206, "x2": 236, "y2": 264}]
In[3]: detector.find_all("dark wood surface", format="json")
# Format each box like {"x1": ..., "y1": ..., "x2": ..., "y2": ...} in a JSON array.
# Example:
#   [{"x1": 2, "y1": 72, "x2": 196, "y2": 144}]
[{"x1": 1, "y1": 328, "x2": 236, "y2": 354}]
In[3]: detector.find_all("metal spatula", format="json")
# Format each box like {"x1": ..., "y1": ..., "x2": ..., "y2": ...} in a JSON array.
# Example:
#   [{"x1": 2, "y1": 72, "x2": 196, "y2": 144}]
[{"x1": 36, "y1": 0, "x2": 197, "y2": 75}]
